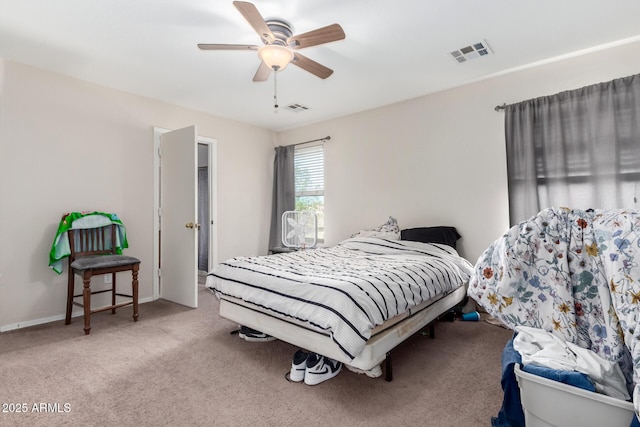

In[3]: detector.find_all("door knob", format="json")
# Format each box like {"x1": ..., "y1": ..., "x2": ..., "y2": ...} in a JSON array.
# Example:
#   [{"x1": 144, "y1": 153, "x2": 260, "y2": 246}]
[{"x1": 185, "y1": 222, "x2": 201, "y2": 230}]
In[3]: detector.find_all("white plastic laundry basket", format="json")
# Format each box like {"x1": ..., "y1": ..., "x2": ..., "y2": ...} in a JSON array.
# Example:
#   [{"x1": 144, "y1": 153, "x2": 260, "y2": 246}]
[{"x1": 514, "y1": 363, "x2": 635, "y2": 427}]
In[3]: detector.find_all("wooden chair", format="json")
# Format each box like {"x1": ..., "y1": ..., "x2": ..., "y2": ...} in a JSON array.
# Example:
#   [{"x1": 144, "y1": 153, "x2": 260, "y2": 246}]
[{"x1": 64, "y1": 220, "x2": 141, "y2": 334}]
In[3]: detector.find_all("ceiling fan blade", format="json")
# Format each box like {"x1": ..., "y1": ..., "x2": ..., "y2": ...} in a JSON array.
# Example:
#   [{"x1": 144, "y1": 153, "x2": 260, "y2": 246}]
[
  {"x1": 253, "y1": 62, "x2": 272, "y2": 82},
  {"x1": 292, "y1": 53, "x2": 334, "y2": 79},
  {"x1": 197, "y1": 43, "x2": 259, "y2": 51},
  {"x1": 288, "y1": 24, "x2": 345, "y2": 49},
  {"x1": 233, "y1": 1, "x2": 275, "y2": 44}
]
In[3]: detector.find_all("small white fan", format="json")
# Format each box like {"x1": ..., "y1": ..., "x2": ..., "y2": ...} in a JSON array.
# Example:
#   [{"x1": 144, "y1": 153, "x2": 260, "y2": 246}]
[{"x1": 282, "y1": 211, "x2": 317, "y2": 248}]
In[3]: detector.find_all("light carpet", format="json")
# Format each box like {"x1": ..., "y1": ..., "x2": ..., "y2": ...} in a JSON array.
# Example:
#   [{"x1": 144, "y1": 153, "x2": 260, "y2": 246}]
[{"x1": 0, "y1": 286, "x2": 512, "y2": 426}]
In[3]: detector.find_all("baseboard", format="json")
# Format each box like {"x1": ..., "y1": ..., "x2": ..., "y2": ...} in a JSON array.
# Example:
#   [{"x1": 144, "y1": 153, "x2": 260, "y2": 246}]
[{"x1": 0, "y1": 296, "x2": 155, "y2": 332}]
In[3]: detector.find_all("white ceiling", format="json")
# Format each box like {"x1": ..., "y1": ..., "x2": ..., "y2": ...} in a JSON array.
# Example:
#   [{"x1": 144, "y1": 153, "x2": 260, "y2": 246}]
[{"x1": 1, "y1": 0, "x2": 640, "y2": 132}]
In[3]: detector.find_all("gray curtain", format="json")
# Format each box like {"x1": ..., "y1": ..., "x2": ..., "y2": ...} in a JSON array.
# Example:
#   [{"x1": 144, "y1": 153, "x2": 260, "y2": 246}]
[
  {"x1": 269, "y1": 145, "x2": 295, "y2": 250},
  {"x1": 505, "y1": 73, "x2": 640, "y2": 225}
]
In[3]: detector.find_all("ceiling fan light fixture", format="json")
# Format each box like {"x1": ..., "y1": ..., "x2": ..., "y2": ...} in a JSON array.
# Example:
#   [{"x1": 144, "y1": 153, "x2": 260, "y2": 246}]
[{"x1": 258, "y1": 44, "x2": 294, "y2": 71}]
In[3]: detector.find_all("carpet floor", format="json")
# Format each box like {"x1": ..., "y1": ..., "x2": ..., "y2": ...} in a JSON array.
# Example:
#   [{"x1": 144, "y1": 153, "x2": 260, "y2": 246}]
[{"x1": 0, "y1": 286, "x2": 512, "y2": 426}]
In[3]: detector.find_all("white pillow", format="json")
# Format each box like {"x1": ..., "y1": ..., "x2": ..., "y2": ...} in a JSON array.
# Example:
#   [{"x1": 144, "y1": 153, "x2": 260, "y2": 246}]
[{"x1": 351, "y1": 216, "x2": 400, "y2": 239}]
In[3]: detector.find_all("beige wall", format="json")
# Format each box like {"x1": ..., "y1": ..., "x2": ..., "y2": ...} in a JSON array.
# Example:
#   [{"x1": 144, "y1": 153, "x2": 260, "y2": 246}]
[
  {"x1": 0, "y1": 59, "x2": 274, "y2": 330},
  {"x1": 2, "y1": 40, "x2": 639, "y2": 331},
  {"x1": 276, "y1": 40, "x2": 640, "y2": 263}
]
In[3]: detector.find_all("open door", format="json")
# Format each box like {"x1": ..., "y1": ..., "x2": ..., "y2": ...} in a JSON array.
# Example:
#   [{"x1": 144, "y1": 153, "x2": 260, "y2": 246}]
[{"x1": 159, "y1": 126, "x2": 198, "y2": 308}]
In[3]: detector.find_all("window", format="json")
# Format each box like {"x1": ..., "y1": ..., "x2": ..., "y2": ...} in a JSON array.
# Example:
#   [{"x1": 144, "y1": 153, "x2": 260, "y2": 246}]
[{"x1": 294, "y1": 143, "x2": 324, "y2": 242}]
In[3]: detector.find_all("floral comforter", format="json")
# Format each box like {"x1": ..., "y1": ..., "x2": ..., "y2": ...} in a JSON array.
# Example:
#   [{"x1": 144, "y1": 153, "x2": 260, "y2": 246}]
[{"x1": 468, "y1": 207, "x2": 640, "y2": 414}]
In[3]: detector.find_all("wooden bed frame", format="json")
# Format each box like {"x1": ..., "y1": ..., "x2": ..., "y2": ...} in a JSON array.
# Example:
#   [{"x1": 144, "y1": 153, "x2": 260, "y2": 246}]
[{"x1": 217, "y1": 284, "x2": 467, "y2": 381}]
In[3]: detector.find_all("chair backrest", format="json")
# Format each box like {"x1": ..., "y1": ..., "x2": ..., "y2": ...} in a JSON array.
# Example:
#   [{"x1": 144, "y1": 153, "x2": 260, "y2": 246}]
[{"x1": 68, "y1": 224, "x2": 118, "y2": 263}]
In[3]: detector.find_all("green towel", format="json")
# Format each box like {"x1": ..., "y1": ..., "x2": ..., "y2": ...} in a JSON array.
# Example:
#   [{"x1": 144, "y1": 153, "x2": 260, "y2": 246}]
[{"x1": 49, "y1": 211, "x2": 129, "y2": 274}]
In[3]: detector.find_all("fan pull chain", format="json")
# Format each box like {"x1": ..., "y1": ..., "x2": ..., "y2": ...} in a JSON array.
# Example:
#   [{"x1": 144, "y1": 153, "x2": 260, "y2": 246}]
[{"x1": 273, "y1": 70, "x2": 279, "y2": 113}]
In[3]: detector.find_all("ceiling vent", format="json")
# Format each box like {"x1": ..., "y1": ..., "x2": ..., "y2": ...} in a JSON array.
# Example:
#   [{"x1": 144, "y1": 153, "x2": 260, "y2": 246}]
[
  {"x1": 285, "y1": 103, "x2": 310, "y2": 112},
  {"x1": 450, "y1": 40, "x2": 492, "y2": 63}
]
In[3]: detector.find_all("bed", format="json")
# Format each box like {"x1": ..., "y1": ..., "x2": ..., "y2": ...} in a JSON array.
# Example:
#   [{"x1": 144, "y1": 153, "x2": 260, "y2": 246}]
[{"x1": 206, "y1": 229, "x2": 473, "y2": 380}]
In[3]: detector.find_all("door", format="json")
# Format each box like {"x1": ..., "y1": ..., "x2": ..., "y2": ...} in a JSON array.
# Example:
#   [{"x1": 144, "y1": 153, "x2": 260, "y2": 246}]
[{"x1": 160, "y1": 126, "x2": 198, "y2": 308}]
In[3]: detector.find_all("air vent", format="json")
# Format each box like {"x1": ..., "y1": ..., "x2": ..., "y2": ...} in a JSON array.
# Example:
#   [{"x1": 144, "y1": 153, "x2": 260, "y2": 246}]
[
  {"x1": 285, "y1": 103, "x2": 310, "y2": 112},
  {"x1": 450, "y1": 40, "x2": 492, "y2": 63}
]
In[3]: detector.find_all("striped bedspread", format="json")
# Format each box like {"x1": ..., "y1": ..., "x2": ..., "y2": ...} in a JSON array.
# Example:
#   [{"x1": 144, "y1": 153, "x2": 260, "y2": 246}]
[{"x1": 206, "y1": 237, "x2": 473, "y2": 360}]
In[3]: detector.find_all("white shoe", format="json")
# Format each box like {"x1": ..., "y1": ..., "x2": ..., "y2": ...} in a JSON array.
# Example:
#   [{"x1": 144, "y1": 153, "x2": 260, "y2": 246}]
[
  {"x1": 304, "y1": 354, "x2": 342, "y2": 386},
  {"x1": 238, "y1": 326, "x2": 276, "y2": 342},
  {"x1": 289, "y1": 350, "x2": 309, "y2": 382}
]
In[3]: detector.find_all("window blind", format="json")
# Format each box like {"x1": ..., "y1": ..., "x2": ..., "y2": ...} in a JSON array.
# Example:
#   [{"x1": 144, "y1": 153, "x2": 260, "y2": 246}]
[{"x1": 294, "y1": 144, "x2": 324, "y2": 196}]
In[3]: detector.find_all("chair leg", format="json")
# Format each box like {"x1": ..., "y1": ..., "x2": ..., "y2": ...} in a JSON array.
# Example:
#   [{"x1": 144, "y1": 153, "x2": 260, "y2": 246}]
[
  {"x1": 82, "y1": 272, "x2": 92, "y2": 335},
  {"x1": 132, "y1": 265, "x2": 139, "y2": 322},
  {"x1": 111, "y1": 273, "x2": 117, "y2": 314},
  {"x1": 65, "y1": 270, "x2": 75, "y2": 325}
]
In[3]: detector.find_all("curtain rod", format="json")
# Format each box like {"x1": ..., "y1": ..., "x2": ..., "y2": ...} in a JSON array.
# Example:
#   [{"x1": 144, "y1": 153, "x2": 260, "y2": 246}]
[
  {"x1": 494, "y1": 103, "x2": 506, "y2": 112},
  {"x1": 291, "y1": 136, "x2": 331, "y2": 147}
]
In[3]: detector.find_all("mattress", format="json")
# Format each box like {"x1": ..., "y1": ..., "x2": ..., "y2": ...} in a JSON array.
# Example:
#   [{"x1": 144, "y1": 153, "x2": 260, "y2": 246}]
[
  {"x1": 207, "y1": 237, "x2": 473, "y2": 362},
  {"x1": 217, "y1": 284, "x2": 467, "y2": 371}
]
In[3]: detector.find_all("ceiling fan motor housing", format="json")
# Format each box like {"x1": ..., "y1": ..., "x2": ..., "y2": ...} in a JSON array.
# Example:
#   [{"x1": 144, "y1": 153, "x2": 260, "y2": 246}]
[{"x1": 264, "y1": 19, "x2": 292, "y2": 46}]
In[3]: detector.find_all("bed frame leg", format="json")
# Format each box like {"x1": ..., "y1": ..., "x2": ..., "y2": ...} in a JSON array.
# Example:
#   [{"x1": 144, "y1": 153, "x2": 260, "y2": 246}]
[
  {"x1": 382, "y1": 322, "x2": 437, "y2": 382},
  {"x1": 385, "y1": 352, "x2": 393, "y2": 382}
]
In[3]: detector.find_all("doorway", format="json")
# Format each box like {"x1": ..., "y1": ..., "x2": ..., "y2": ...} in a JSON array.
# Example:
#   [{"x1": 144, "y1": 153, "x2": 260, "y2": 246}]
[
  {"x1": 198, "y1": 143, "x2": 211, "y2": 274},
  {"x1": 153, "y1": 127, "x2": 217, "y2": 306}
]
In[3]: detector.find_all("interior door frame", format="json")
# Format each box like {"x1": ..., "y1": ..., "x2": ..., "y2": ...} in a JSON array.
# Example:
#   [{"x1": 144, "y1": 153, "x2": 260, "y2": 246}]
[{"x1": 153, "y1": 127, "x2": 218, "y2": 301}]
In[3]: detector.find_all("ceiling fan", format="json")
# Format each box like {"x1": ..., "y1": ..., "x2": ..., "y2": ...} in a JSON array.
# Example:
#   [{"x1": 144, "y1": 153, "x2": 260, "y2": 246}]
[{"x1": 198, "y1": 1, "x2": 346, "y2": 82}]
